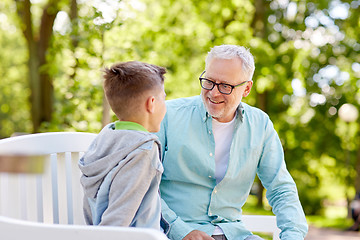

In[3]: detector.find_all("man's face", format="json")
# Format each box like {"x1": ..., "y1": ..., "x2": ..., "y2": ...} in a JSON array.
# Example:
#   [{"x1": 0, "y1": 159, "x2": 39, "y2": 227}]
[{"x1": 201, "y1": 58, "x2": 253, "y2": 123}]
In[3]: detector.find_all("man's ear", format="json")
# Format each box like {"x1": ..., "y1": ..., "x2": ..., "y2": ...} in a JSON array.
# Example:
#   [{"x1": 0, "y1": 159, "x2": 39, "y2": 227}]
[
  {"x1": 242, "y1": 81, "x2": 253, "y2": 97},
  {"x1": 146, "y1": 96, "x2": 156, "y2": 113}
]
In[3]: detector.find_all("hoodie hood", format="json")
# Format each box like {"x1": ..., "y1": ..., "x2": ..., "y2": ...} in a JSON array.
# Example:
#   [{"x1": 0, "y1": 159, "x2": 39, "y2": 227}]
[{"x1": 79, "y1": 123, "x2": 160, "y2": 199}]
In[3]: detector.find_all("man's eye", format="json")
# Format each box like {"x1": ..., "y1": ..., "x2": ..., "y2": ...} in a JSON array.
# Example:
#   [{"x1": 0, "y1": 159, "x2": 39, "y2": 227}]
[{"x1": 222, "y1": 84, "x2": 231, "y2": 89}]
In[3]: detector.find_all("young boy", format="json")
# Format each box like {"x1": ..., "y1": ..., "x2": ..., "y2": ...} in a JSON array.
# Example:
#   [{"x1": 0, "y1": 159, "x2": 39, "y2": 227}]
[{"x1": 79, "y1": 61, "x2": 167, "y2": 230}]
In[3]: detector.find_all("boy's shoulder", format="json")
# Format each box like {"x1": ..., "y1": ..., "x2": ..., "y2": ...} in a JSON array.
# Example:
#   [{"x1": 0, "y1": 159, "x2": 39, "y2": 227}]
[
  {"x1": 138, "y1": 140, "x2": 157, "y2": 150},
  {"x1": 96, "y1": 123, "x2": 159, "y2": 149}
]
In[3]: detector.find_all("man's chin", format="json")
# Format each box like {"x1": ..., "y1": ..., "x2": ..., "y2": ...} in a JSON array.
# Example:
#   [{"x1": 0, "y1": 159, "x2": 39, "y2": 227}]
[{"x1": 206, "y1": 109, "x2": 223, "y2": 120}]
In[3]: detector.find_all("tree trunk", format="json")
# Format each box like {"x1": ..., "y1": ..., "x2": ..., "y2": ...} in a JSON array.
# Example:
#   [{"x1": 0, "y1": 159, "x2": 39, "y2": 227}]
[
  {"x1": 69, "y1": 0, "x2": 79, "y2": 80},
  {"x1": 256, "y1": 92, "x2": 268, "y2": 207},
  {"x1": 15, "y1": 0, "x2": 59, "y2": 132},
  {"x1": 38, "y1": 3, "x2": 58, "y2": 124},
  {"x1": 16, "y1": 0, "x2": 40, "y2": 131},
  {"x1": 355, "y1": 143, "x2": 360, "y2": 198},
  {"x1": 251, "y1": 0, "x2": 269, "y2": 208},
  {"x1": 251, "y1": 0, "x2": 268, "y2": 37}
]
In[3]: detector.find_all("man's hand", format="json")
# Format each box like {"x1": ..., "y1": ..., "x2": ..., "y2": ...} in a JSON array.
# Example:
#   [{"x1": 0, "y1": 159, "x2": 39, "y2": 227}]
[{"x1": 182, "y1": 230, "x2": 215, "y2": 240}]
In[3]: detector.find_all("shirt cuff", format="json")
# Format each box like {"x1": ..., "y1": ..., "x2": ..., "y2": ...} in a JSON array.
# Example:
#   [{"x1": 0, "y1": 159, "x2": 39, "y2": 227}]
[
  {"x1": 168, "y1": 217, "x2": 194, "y2": 240},
  {"x1": 280, "y1": 230, "x2": 306, "y2": 240}
]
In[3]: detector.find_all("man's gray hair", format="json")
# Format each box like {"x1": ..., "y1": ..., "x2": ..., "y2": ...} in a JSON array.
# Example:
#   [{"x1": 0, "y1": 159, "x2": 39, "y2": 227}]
[{"x1": 205, "y1": 45, "x2": 255, "y2": 82}]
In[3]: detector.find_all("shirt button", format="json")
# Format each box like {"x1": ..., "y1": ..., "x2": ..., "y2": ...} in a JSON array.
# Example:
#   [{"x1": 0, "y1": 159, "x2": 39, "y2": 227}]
[
  {"x1": 214, "y1": 189, "x2": 217, "y2": 193},
  {"x1": 208, "y1": 131, "x2": 212, "y2": 134},
  {"x1": 209, "y1": 152, "x2": 213, "y2": 157}
]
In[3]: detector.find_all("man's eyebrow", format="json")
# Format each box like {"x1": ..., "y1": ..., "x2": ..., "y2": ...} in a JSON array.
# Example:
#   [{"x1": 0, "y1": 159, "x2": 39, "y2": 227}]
[{"x1": 205, "y1": 74, "x2": 231, "y2": 85}]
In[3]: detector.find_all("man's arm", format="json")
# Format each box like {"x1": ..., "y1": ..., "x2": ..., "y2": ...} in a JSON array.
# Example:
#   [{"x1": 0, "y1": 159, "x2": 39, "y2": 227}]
[
  {"x1": 161, "y1": 198, "x2": 214, "y2": 240},
  {"x1": 161, "y1": 197, "x2": 196, "y2": 239},
  {"x1": 156, "y1": 109, "x2": 214, "y2": 240},
  {"x1": 257, "y1": 118, "x2": 308, "y2": 239}
]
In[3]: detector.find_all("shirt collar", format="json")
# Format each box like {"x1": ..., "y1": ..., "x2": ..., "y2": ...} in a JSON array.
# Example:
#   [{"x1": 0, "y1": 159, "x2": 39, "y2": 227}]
[{"x1": 114, "y1": 121, "x2": 149, "y2": 132}]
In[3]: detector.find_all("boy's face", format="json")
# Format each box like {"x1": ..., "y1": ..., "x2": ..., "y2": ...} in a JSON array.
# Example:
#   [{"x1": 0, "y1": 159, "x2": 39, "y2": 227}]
[{"x1": 150, "y1": 84, "x2": 166, "y2": 132}]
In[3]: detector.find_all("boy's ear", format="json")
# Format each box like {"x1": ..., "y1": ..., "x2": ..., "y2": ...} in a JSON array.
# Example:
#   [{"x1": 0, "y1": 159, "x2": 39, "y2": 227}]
[{"x1": 146, "y1": 96, "x2": 156, "y2": 113}]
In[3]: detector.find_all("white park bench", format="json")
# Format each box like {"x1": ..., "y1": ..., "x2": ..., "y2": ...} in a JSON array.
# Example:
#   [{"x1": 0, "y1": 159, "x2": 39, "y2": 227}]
[{"x1": 0, "y1": 132, "x2": 280, "y2": 240}]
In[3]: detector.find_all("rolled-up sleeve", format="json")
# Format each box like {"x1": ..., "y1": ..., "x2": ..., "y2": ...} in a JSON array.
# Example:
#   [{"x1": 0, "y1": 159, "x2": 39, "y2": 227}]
[{"x1": 257, "y1": 118, "x2": 308, "y2": 240}]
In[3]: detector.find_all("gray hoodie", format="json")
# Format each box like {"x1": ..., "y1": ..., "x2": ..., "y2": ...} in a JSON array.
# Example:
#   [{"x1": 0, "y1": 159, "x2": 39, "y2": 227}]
[{"x1": 79, "y1": 123, "x2": 163, "y2": 229}]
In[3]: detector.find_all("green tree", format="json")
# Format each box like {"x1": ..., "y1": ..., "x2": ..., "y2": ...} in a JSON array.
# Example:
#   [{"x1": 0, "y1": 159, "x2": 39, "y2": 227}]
[
  {"x1": 14, "y1": 0, "x2": 61, "y2": 132},
  {"x1": 0, "y1": 0, "x2": 31, "y2": 137},
  {"x1": 2, "y1": 0, "x2": 360, "y2": 219}
]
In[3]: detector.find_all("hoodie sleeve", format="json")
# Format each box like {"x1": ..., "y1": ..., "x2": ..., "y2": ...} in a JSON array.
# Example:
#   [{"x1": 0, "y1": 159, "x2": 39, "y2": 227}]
[{"x1": 99, "y1": 141, "x2": 161, "y2": 227}]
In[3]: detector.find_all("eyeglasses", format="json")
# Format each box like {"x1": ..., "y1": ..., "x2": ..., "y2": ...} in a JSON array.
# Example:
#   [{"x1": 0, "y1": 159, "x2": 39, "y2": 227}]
[{"x1": 199, "y1": 71, "x2": 249, "y2": 95}]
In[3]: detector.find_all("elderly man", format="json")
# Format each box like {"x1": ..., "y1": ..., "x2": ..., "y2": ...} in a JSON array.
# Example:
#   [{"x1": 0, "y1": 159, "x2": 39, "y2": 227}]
[{"x1": 156, "y1": 45, "x2": 308, "y2": 240}]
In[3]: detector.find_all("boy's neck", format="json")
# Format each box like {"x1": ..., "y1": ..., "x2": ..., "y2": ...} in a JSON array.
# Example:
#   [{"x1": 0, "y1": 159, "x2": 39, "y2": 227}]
[{"x1": 114, "y1": 121, "x2": 149, "y2": 132}]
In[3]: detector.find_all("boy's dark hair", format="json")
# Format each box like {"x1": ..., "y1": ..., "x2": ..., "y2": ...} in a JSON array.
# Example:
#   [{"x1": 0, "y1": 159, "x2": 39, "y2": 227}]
[{"x1": 103, "y1": 61, "x2": 166, "y2": 119}]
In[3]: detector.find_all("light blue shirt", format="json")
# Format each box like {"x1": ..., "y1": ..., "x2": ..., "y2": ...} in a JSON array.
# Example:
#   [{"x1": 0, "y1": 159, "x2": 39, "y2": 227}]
[{"x1": 156, "y1": 96, "x2": 308, "y2": 240}]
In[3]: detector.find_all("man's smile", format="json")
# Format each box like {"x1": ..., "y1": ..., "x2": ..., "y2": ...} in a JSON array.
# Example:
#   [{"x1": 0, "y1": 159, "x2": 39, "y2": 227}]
[{"x1": 208, "y1": 98, "x2": 224, "y2": 104}]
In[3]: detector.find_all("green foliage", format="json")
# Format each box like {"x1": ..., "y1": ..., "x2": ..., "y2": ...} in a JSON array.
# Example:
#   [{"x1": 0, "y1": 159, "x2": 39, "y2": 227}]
[
  {"x1": 307, "y1": 205, "x2": 353, "y2": 230},
  {"x1": 1, "y1": 0, "x2": 360, "y2": 219},
  {"x1": 0, "y1": 0, "x2": 32, "y2": 137}
]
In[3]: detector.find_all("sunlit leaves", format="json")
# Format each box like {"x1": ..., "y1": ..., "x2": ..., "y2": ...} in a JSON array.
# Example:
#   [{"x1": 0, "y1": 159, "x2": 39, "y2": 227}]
[{"x1": 1, "y1": 0, "x2": 360, "y2": 215}]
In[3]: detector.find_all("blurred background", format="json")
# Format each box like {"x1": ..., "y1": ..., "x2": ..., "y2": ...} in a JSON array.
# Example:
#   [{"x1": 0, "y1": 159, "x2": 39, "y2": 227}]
[{"x1": 0, "y1": 0, "x2": 360, "y2": 232}]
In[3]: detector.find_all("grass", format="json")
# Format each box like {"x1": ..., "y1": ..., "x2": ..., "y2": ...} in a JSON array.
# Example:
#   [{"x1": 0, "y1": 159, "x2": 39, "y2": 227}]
[
  {"x1": 306, "y1": 205, "x2": 354, "y2": 230},
  {"x1": 306, "y1": 215, "x2": 353, "y2": 230}
]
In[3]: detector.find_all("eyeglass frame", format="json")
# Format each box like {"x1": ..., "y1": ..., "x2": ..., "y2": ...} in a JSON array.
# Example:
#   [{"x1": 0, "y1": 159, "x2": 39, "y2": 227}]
[{"x1": 199, "y1": 71, "x2": 250, "y2": 95}]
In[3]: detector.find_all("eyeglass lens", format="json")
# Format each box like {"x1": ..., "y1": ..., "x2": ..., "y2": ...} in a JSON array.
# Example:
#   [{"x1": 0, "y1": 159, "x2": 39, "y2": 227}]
[{"x1": 201, "y1": 79, "x2": 232, "y2": 94}]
